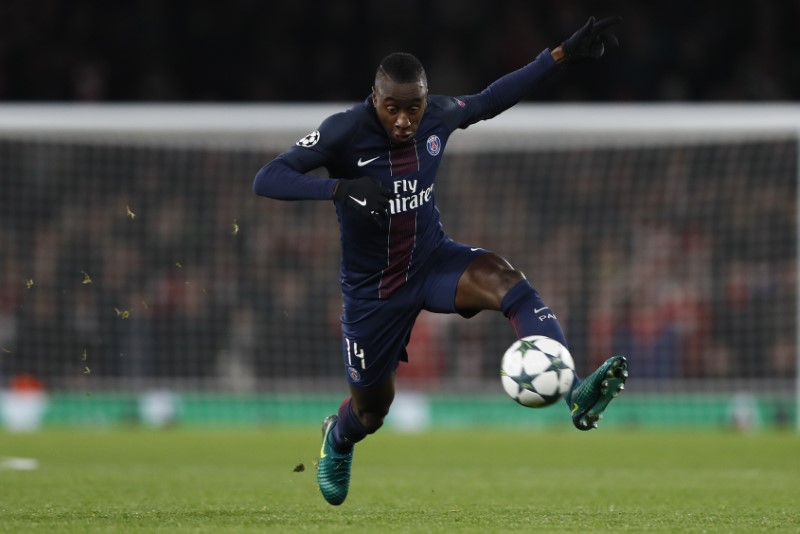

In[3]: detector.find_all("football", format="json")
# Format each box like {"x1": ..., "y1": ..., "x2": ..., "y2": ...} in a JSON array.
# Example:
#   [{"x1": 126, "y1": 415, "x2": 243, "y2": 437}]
[{"x1": 500, "y1": 336, "x2": 575, "y2": 408}]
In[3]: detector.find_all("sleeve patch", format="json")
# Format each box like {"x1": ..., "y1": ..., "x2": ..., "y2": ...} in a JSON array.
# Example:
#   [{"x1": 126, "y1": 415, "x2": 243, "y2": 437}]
[{"x1": 296, "y1": 130, "x2": 321, "y2": 147}]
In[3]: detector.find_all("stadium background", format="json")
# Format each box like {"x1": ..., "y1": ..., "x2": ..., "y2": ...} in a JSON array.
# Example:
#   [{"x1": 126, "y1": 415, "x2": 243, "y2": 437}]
[
  {"x1": 2, "y1": 0, "x2": 798, "y2": 102},
  {"x1": 0, "y1": 0, "x2": 798, "y2": 432}
]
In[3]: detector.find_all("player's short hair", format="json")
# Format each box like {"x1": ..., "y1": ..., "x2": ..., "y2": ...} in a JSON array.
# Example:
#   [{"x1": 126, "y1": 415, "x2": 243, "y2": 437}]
[{"x1": 375, "y1": 52, "x2": 427, "y2": 87}]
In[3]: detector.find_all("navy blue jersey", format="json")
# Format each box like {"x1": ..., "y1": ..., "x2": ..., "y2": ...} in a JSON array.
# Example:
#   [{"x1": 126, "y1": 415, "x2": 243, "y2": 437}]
[{"x1": 254, "y1": 49, "x2": 557, "y2": 299}]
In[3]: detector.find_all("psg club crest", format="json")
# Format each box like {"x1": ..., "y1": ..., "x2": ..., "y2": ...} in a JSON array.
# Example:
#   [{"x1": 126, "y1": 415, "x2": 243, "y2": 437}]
[
  {"x1": 347, "y1": 366, "x2": 362, "y2": 382},
  {"x1": 455, "y1": 98, "x2": 466, "y2": 107},
  {"x1": 296, "y1": 130, "x2": 320, "y2": 147},
  {"x1": 426, "y1": 135, "x2": 441, "y2": 156}
]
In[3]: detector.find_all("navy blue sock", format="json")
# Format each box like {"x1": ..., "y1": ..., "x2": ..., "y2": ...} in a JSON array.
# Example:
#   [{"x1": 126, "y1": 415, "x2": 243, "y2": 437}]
[
  {"x1": 501, "y1": 279, "x2": 568, "y2": 348},
  {"x1": 330, "y1": 397, "x2": 366, "y2": 453}
]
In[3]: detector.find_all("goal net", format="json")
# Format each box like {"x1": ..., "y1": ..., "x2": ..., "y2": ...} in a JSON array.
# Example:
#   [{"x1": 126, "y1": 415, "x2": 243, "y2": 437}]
[{"x1": 0, "y1": 104, "x2": 797, "y2": 430}]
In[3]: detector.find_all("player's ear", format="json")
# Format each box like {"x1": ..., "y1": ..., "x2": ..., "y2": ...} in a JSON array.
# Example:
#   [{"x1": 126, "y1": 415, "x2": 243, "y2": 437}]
[{"x1": 371, "y1": 86, "x2": 377, "y2": 107}]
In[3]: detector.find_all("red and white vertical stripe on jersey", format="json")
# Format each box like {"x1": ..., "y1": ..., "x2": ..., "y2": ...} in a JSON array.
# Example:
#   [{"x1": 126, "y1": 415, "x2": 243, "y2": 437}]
[
  {"x1": 379, "y1": 142, "x2": 421, "y2": 298},
  {"x1": 378, "y1": 211, "x2": 417, "y2": 299},
  {"x1": 388, "y1": 141, "x2": 420, "y2": 175}
]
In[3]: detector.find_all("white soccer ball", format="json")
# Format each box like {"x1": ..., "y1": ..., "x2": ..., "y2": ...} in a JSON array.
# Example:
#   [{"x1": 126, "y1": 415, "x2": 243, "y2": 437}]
[{"x1": 500, "y1": 336, "x2": 575, "y2": 408}]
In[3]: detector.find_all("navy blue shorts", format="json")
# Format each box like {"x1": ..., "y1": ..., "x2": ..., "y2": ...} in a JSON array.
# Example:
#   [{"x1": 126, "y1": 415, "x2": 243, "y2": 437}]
[{"x1": 340, "y1": 240, "x2": 487, "y2": 389}]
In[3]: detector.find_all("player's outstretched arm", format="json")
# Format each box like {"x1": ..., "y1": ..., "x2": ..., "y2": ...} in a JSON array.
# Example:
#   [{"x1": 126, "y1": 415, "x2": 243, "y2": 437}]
[
  {"x1": 451, "y1": 15, "x2": 621, "y2": 128},
  {"x1": 551, "y1": 16, "x2": 622, "y2": 65},
  {"x1": 253, "y1": 158, "x2": 337, "y2": 201},
  {"x1": 253, "y1": 111, "x2": 357, "y2": 202}
]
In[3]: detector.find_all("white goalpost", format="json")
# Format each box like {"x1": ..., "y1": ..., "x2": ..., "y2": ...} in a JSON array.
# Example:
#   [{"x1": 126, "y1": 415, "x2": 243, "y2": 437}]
[{"x1": 0, "y1": 104, "x2": 797, "y2": 430}]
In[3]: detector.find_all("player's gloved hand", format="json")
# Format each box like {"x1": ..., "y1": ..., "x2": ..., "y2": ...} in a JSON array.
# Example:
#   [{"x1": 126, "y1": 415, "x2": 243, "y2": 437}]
[
  {"x1": 333, "y1": 177, "x2": 391, "y2": 226},
  {"x1": 561, "y1": 16, "x2": 621, "y2": 63}
]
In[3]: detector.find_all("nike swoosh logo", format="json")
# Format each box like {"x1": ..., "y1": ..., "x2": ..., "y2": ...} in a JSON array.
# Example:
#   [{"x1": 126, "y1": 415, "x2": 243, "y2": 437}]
[
  {"x1": 357, "y1": 156, "x2": 380, "y2": 167},
  {"x1": 470, "y1": 247, "x2": 481, "y2": 252},
  {"x1": 349, "y1": 196, "x2": 367, "y2": 207},
  {"x1": 320, "y1": 442, "x2": 327, "y2": 459},
  {"x1": 571, "y1": 403, "x2": 580, "y2": 415},
  {"x1": 533, "y1": 306, "x2": 549, "y2": 313}
]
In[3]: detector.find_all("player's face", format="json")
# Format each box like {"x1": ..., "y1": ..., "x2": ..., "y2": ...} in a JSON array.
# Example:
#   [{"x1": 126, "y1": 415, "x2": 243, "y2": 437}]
[{"x1": 372, "y1": 77, "x2": 427, "y2": 145}]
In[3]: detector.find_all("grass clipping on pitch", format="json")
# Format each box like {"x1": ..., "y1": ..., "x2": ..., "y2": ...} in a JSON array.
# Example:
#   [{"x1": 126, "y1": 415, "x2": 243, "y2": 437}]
[{"x1": 1, "y1": 428, "x2": 798, "y2": 533}]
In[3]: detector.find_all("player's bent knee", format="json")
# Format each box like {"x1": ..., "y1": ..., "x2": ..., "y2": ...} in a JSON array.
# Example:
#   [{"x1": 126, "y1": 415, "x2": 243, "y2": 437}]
[
  {"x1": 496, "y1": 266, "x2": 526, "y2": 292},
  {"x1": 349, "y1": 374, "x2": 394, "y2": 434},
  {"x1": 469, "y1": 253, "x2": 526, "y2": 289},
  {"x1": 358, "y1": 409, "x2": 387, "y2": 435},
  {"x1": 457, "y1": 253, "x2": 528, "y2": 312}
]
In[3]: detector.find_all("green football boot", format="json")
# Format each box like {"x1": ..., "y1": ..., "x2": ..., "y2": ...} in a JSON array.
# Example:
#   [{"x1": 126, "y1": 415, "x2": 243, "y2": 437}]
[
  {"x1": 316, "y1": 414, "x2": 353, "y2": 505},
  {"x1": 566, "y1": 356, "x2": 628, "y2": 431}
]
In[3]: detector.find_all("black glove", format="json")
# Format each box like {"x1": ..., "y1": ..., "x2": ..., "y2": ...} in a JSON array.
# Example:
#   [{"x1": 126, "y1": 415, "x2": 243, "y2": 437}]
[
  {"x1": 333, "y1": 177, "x2": 391, "y2": 225},
  {"x1": 561, "y1": 16, "x2": 621, "y2": 63}
]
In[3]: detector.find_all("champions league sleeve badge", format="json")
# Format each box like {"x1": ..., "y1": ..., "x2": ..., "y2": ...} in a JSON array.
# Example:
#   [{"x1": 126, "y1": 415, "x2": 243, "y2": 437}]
[{"x1": 296, "y1": 130, "x2": 321, "y2": 147}]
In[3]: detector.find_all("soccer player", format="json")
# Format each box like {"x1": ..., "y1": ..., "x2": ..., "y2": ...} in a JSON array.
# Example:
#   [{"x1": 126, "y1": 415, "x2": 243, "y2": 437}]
[{"x1": 253, "y1": 16, "x2": 628, "y2": 506}]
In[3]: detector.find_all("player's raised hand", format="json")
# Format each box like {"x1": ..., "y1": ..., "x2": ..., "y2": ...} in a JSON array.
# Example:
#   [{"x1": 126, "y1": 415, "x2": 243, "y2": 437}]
[
  {"x1": 333, "y1": 176, "x2": 391, "y2": 226},
  {"x1": 561, "y1": 16, "x2": 621, "y2": 63}
]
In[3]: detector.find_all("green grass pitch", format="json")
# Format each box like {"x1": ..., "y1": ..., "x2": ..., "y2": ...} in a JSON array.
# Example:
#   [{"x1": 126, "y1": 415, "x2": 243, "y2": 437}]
[{"x1": 1, "y1": 428, "x2": 798, "y2": 532}]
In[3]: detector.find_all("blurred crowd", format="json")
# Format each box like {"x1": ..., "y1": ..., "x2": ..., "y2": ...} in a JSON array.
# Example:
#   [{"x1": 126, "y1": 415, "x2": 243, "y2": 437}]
[
  {"x1": 1, "y1": 0, "x2": 798, "y2": 102},
  {"x1": 433, "y1": 141, "x2": 797, "y2": 384},
  {"x1": 0, "y1": 136, "x2": 795, "y2": 390}
]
